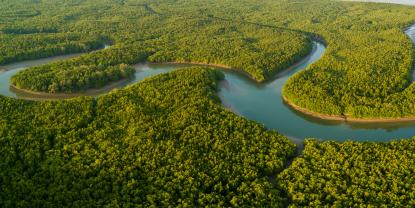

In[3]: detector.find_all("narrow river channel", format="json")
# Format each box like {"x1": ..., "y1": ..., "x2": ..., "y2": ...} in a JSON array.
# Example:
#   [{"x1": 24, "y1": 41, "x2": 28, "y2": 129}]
[{"x1": 1, "y1": 24, "x2": 415, "y2": 142}]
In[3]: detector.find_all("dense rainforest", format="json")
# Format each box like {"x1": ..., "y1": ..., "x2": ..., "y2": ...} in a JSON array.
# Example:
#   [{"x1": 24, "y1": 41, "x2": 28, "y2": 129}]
[
  {"x1": 0, "y1": 33, "x2": 105, "y2": 65},
  {"x1": 2, "y1": 0, "x2": 415, "y2": 207},
  {"x1": 4, "y1": 0, "x2": 415, "y2": 118},
  {"x1": 280, "y1": 139, "x2": 415, "y2": 207},
  {"x1": 1, "y1": 67, "x2": 296, "y2": 207},
  {"x1": 8, "y1": 5, "x2": 312, "y2": 93}
]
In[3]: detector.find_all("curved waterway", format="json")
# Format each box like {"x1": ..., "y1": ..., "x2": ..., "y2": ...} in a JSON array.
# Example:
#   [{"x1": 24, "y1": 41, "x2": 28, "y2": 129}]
[
  {"x1": 1, "y1": 24, "x2": 415, "y2": 142},
  {"x1": 219, "y1": 41, "x2": 415, "y2": 142}
]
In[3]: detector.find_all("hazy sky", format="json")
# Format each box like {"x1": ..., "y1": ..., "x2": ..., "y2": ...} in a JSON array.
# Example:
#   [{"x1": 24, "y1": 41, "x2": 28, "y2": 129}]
[{"x1": 353, "y1": 0, "x2": 415, "y2": 5}]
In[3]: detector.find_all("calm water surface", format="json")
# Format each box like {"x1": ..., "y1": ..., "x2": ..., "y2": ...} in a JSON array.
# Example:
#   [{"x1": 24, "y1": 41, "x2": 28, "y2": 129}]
[
  {"x1": 218, "y1": 42, "x2": 415, "y2": 142},
  {"x1": 1, "y1": 25, "x2": 415, "y2": 142}
]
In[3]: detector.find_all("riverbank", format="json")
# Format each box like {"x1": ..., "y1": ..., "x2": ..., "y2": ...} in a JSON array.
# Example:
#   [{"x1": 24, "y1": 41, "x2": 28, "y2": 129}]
[
  {"x1": 149, "y1": 61, "x2": 264, "y2": 83},
  {"x1": 271, "y1": 43, "x2": 318, "y2": 79},
  {"x1": 281, "y1": 23, "x2": 415, "y2": 123},
  {"x1": 148, "y1": 61, "x2": 258, "y2": 81},
  {"x1": 6, "y1": 38, "x2": 415, "y2": 123},
  {"x1": 5, "y1": 36, "x2": 314, "y2": 100},
  {"x1": 152, "y1": 41, "x2": 315, "y2": 84},
  {"x1": 7, "y1": 48, "x2": 313, "y2": 100},
  {"x1": 10, "y1": 78, "x2": 129, "y2": 100},
  {"x1": 282, "y1": 96, "x2": 415, "y2": 123}
]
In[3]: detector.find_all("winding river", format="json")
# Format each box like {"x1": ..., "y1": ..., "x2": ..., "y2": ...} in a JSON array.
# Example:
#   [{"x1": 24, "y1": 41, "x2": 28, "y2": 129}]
[{"x1": 1, "y1": 23, "x2": 415, "y2": 142}]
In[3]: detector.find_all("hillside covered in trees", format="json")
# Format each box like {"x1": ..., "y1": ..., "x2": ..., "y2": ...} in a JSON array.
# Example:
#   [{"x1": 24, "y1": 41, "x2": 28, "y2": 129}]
[{"x1": 2, "y1": 0, "x2": 415, "y2": 207}]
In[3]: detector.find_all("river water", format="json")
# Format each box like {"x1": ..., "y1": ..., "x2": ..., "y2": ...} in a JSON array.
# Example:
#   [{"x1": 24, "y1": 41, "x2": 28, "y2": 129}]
[
  {"x1": 218, "y1": 41, "x2": 415, "y2": 142},
  {"x1": 1, "y1": 25, "x2": 415, "y2": 142}
]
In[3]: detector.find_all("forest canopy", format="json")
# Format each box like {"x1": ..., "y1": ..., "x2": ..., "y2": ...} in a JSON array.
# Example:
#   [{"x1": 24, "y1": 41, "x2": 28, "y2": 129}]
[
  {"x1": 3, "y1": 0, "x2": 415, "y2": 119},
  {"x1": 7, "y1": 6, "x2": 312, "y2": 93},
  {"x1": 279, "y1": 139, "x2": 415, "y2": 207},
  {"x1": 2, "y1": 0, "x2": 415, "y2": 207},
  {"x1": 0, "y1": 67, "x2": 296, "y2": 207}
]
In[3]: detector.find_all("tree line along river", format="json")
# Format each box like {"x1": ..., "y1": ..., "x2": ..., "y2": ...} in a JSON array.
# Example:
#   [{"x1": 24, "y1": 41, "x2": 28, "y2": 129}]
[{"x1": 0, "y1": 23, "x2": 415, "y2": 142}]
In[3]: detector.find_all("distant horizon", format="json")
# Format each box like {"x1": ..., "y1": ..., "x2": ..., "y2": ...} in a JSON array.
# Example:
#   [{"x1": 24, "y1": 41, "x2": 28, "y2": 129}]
[{"x1": 349, "y1": 0, "x2": 415, "y2": 5}]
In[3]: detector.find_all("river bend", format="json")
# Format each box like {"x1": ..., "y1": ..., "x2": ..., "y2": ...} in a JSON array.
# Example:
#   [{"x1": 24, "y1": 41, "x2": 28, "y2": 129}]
[{"x1": 1, "y1": 24, "x2": 415, "y2": 142}]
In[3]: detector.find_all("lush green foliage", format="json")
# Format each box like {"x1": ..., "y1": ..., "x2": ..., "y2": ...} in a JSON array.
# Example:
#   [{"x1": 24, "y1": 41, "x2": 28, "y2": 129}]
[
  {"x1": 146, "y1": 18, "x2": 312, "y2": 82},
  {"x1": 3, "y1": 0, "x2": 415, "y2": 207},
  {"x1": 279, "y1": 139, "x2": 415, "y2": 207},
  {"x1": 158, "y1": 0, "x2": 415, "y2": 119},
  {"x1": 11, "y1": 19, "x2": 311, "y2": 92},
  {"x1": 5, "y1": 0, "x2": 415, "y2": 118},
  {"x1": 5, "y1": 0, "x2": 311, "y2": 93},
  {"x1": 1, "y1": 67, "x2": 296, "y2": 207},
  {"x1": 0, "y1": 33, "x2": 104, "y2": 65},
  {"x1": 10, "y1": 44, "x2": 151, "y2": 92},
  {"x1": 273, "y1": 1, "x2": 415, "y2": 118}
]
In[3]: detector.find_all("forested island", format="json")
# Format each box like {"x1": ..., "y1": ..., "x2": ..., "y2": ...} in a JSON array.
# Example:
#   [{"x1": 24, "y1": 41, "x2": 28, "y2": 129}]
[{"x1": 2, "y1": 0, "x2": 415, "y2": 207}]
